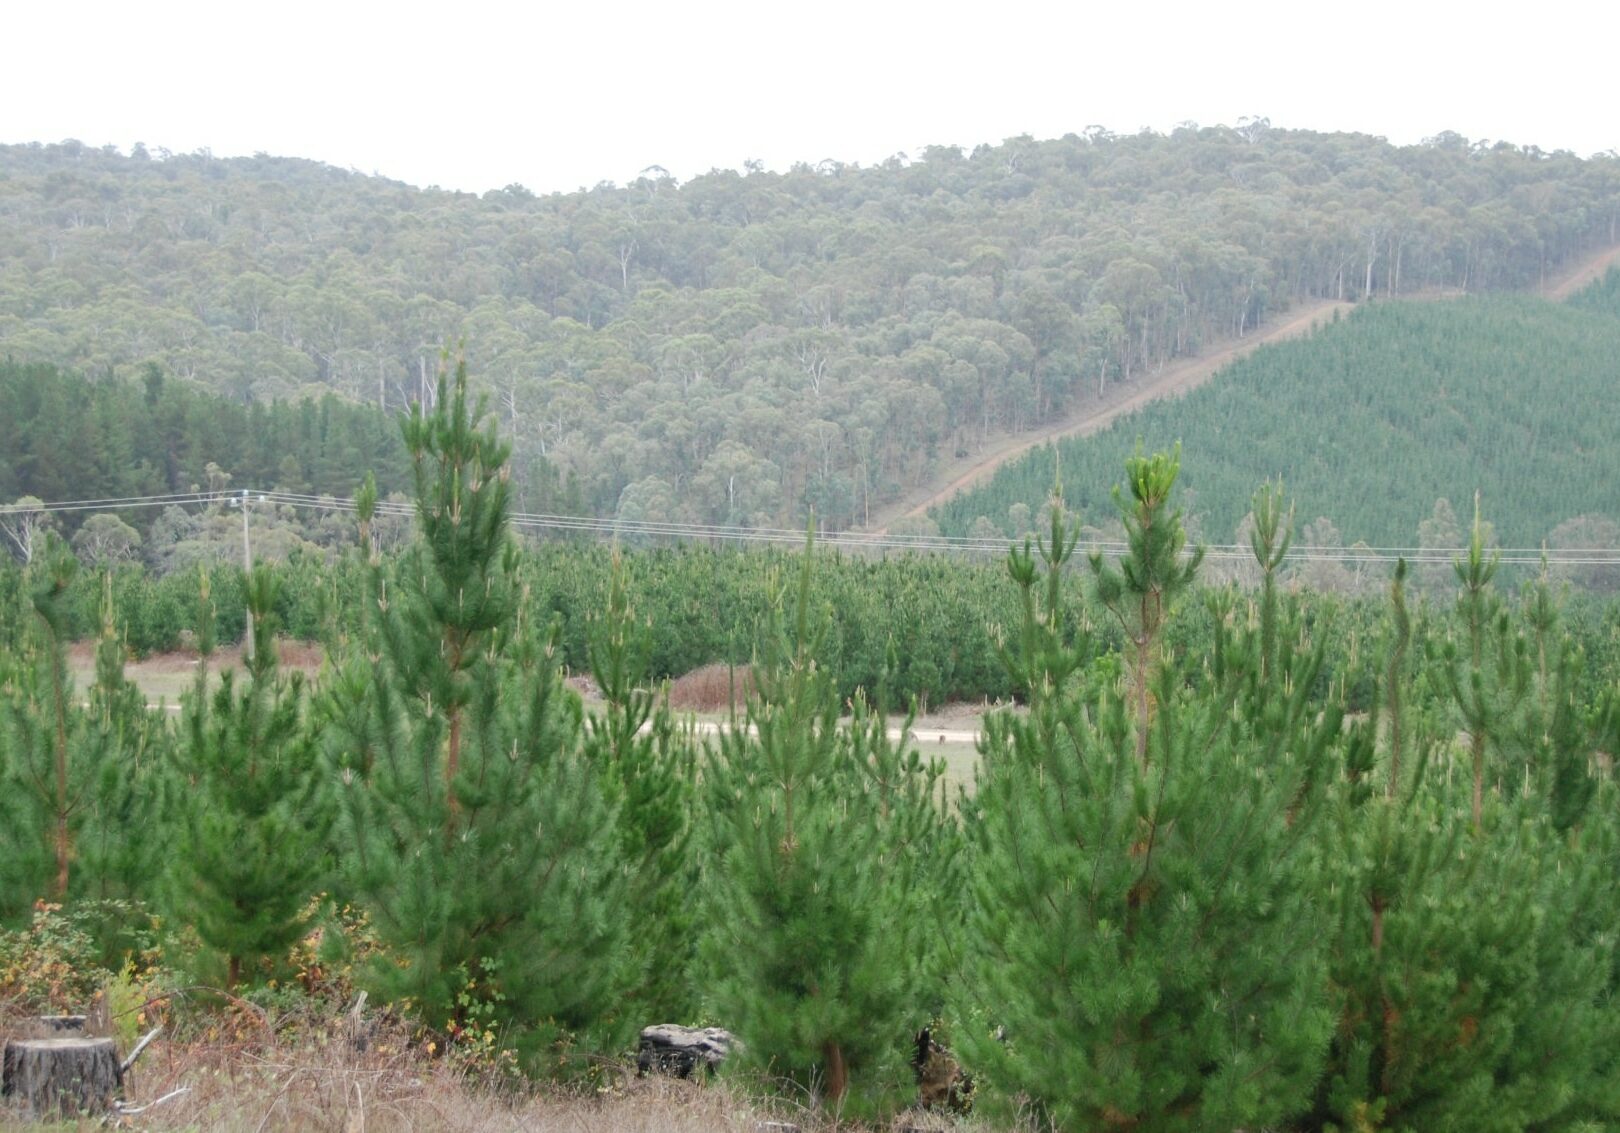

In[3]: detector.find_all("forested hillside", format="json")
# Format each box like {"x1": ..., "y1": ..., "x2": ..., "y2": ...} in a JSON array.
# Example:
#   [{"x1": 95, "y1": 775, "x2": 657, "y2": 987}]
[
  {"x1": 3, "y1": 129, "x2": 1617, "y2": 528},
  {"x1": 936, "y1": 277, "x2": 1620, "y2": 561}
]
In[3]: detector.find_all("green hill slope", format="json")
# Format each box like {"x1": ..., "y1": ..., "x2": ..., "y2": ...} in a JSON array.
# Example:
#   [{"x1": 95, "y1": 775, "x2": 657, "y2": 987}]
[
  {"x1": 935, "y1": 278, "x2": 1620, "y2": 549},
  {"x1": 2, "y1": 132, "x2": 1618, "y2": 527}
]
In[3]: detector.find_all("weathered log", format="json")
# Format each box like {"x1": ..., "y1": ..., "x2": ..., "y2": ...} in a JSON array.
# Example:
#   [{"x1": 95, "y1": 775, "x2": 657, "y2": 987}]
[
  {"x1": 2, "y1": 1036, "x2": 120, "y2": 1118},
  {"x1": 636, "y1": 1024, "x2": 738, "y2": 1078}
]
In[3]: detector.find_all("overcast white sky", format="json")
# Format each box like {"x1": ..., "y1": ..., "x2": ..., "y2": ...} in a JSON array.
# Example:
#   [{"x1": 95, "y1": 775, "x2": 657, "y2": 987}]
[{"x1": 6, "y1": 1, "x2": 1615, "y2": 195}]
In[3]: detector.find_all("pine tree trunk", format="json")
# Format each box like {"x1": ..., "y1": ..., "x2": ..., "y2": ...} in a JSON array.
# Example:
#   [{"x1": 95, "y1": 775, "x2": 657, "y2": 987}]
[
  {"x1": 51, "y1": 648, "x2": 71, "y2": 901},
  {"x1": 447, "y1": 705, "x2": 462, "y2": 837},
  {"x1": 1472, "y1": 732, "x2": 1486, "y2": 829},
  {"x1": 2, "y1": 1038, "x2": 120, "y2": 1118},
  {"x1": 822, "y1": 1040, "x2": 847, "y2": 1104}
]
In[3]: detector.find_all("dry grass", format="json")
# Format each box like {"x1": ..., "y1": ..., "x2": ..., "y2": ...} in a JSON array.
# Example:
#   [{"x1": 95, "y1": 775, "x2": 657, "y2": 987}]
[
  {"x1": 126, "y1": 1046, "x2": 782, "y2": 1132},
  {"x1": 1, "y1": 997, "x2": 995, "y2": 1132},
  {"x1": 0, "y1": 1012, "x2": 821, "y2": 1132},
  {"x1": 667, "y1": 663, "x2": 754, "y2": 714}
]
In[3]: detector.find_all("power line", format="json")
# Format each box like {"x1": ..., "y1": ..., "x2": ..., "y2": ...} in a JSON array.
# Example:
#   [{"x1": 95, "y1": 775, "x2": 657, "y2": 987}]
[{"x1": 9, "y1": 489, "x2": 1620, "y2": 566}]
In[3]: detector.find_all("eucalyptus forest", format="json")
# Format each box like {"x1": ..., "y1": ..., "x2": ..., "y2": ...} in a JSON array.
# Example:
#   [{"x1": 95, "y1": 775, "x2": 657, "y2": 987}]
[
  {"x1": 4, "y1": 128, "x2": 1619, "y2": 527},
  {"x1": 2, "y1": 125, "x2": 1620, "y2": 1131}
]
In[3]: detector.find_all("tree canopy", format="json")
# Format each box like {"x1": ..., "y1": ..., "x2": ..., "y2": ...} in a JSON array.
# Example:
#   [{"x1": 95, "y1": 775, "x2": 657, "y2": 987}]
[{"x1": 3, "y1": 129, "x2": 1616, "y2": 529}]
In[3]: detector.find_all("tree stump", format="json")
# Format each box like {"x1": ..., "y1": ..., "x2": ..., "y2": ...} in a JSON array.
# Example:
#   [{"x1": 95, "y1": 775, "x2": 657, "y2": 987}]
[
  {"x1": 636, "y1": 1024, "x2": 738, "y2": 1078},
  {"x1": 2, "y1": 1037, "x2": 120, "y2": 1118}
]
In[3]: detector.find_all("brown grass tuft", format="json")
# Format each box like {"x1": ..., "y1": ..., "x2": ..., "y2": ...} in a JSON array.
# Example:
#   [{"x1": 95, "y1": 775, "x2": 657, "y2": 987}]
[{"x1": 668, "y1": 663, "x2": 754, "y2": 713}]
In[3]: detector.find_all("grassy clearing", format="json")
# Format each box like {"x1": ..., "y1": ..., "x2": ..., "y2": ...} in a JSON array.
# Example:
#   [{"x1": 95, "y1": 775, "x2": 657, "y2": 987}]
[{"x1": 65, "y1": 642, "x2": 326, "y2": 711}]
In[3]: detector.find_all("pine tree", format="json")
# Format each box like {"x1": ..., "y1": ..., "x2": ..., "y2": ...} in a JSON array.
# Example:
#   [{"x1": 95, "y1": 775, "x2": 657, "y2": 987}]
[
  {"x1": 1313, "y1": 547, "x2": 1620, "y2": 1131},
  {"x1": 327, "y1": 360, "x2": 633, "y2": 1061},
  {"x1": 170, "y1": 565, "x2": 329, "y2": 990},
  {"x1": 0, "y1": 539, "x2": 109, "y2": 912},
  {"x1": 1437, "y1": 498, "x2": 1531, "y2": 829},
  {"x1": 700, "y1": 546, "x2": 950, "y2": 1114},
  {"x1": 74, "y1": 574, "x2": 169, "y2": 912},
  {"x1": 1248, "y1": 479, "x2": 1293, "y2": 684},
  {"x1": 583, "y1": 552, "x2": 697, "y2": 1023},
  {"x1": 956, "y1": 464, "x2": 1334, "y2": 1132},
  {"x1": 1089, "y1": 443, "x2": 1204, "y2": 765}
]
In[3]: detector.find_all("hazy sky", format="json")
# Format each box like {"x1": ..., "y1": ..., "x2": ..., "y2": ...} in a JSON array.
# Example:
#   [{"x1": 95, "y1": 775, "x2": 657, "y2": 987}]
[{"x1": 7, "y1": 1, "x2": 1614, "y2": 194}]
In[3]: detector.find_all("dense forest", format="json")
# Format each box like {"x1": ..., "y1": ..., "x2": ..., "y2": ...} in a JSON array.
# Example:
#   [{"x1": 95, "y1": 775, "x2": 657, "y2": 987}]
[
  {"x1": 3, "y1": 372, "x2": 1620, "y2": 1131},
  {"x1": 0, "y1": 360, "x2": 410, "y2": 512},
  {"x1": 936, "y1": 275, "x2": 1620, "y2": 561},
  {"x1": 3, "y1": 129, "x2": 1618, "y2": 528}
]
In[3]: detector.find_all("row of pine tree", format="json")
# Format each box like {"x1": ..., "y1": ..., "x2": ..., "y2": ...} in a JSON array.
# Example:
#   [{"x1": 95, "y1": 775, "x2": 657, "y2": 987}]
[{"x1": 3, "y1": 367, "x2": 1619, "y2": 1130}]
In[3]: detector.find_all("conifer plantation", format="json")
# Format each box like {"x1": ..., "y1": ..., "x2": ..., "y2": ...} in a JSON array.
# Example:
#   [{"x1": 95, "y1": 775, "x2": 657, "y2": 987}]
[{"x1": 3, "y1": 362, "x2": 1620, "y2": 1132}]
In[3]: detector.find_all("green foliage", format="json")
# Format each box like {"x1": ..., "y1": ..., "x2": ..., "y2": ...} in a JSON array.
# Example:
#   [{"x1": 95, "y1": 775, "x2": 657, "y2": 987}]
[
  {"x1": 940, "y1": 295, "x2": 1620, "y2": 555},
  {"x1": 169, "y1": 565, "x2": 331, "y2": 990},
  {"x1": 521, "y1": 541, "x2": 1024, "y2": 706},
  {"x1": 700, "y1": 547, "x2": 953, "y2": 1113},
  {"x1": 584, "y1": 554, "x2": 698, "y2": 1022},
  {"x1": 327, "y1": 361, "x2": 634, "y2": 1063},
  {"x1": 2, "y1": 133, "x2": 1615, "y2": 529},
  {"x1": 1315, "y1": 544, "x2": 1620, "y2": 1132},
  {"x1": 1566, "y1": 265, "x2": 1620, "y2": 316},
  {"x1": 958, "y1": 489, "x2": 1335, "y2": 1131},
  {"x1": 0, "y1": 359, "x2": 412, "y2": 552},
  {"x1": 73, "y1": 574, "x2": 170, "y2": 912},
  {"x1": 1089, "y1": 444, "x2": 1204, "y2": 762},
  {"x1": 1250, "y1": 479, "x2": 1294, "y2": 681},
  {"x1": 0, "y1": 539, "x2": 165, "y2": 919},
  {"x1": 0, "y1": 413, "x2": 1617, "y2": 1130}
]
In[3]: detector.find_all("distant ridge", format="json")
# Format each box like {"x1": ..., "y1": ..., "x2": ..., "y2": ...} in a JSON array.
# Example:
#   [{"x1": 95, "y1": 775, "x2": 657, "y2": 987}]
[{"x1": 2, "y1": 132, "x2": 1616, "y2": 531}]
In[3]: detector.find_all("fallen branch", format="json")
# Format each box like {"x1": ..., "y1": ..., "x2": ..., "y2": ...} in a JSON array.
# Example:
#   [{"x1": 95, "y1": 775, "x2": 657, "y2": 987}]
[
  {"x1": 121, "y1": 1024, "x2": 163, "y2": 1076},
  {"x1": 116, "y1": 1086, "x2": 192, "y2": 1115}
]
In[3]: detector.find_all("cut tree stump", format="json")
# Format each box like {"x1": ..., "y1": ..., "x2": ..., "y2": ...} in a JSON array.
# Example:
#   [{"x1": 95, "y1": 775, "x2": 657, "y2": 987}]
[
  {"x1": 636, "y1": 1024, "x2": 738, "y2": 1078},
  {"x1": 2, "y1": 1036, "x2": 120, "y2": 1118}
]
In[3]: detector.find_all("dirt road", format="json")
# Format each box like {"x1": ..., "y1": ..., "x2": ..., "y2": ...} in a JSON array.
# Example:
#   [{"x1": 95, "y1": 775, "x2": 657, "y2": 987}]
[
  {"x1": 1544, "y1": 242, "x2": 1620, "y2": 301},
  {"x1": 872, "y1": 242, "x2": 1620, "y2": 531}
]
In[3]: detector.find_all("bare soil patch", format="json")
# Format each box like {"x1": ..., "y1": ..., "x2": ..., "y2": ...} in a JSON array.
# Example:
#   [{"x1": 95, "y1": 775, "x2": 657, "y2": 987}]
[
  {"x1": 68, "y1": 639, "x2": 326, "y2": 707},
  {"x1": 1544, "y1": 242, "x2": 1620, "y2": 300}
]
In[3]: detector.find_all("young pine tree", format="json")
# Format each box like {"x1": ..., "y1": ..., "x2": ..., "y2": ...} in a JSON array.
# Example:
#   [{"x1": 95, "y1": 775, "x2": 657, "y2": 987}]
[
  {"x1": 1436, "y1": 499, "x2": 1531, "y2": 829},
  {"x1": 170, "y1": 565, "x2": 330, "y2": 990},
  {"x1": 1314, "y1": 554, "x2": 1620, "y2": 1132},
  {"x1": 956, "y1": 468, "x2": 1335, "y2": 1132},
  {"x1": 1089, "y1": 443, "x2": 1204, "y2": 766},
  {"x1": 583, "y1": 553, "x2": 698, "y2": 1023},
  {"x1": 0, "y1": 539, "x2": 148, "y2": 918},
  {"x1": 700, "y1": 547, "x2": 951, "y2": 1115},
  {"x1": 327, "y1": 361, "x2": 634, "y2": 1062},
  {"x1": 74, "y1": 573, "x2": 171, "y2": 913}
]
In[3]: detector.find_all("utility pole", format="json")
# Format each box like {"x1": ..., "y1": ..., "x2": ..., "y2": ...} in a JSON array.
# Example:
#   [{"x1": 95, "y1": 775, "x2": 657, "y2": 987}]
[{"x1": 234, "y1": 490, "x2": 266, "y2": 661}]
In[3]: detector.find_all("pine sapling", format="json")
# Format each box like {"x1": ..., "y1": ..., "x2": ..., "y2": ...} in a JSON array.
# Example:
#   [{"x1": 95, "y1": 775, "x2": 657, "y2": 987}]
[{"x1": 1089, "y1": 443, "x2": 1203, "y2": 766}]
